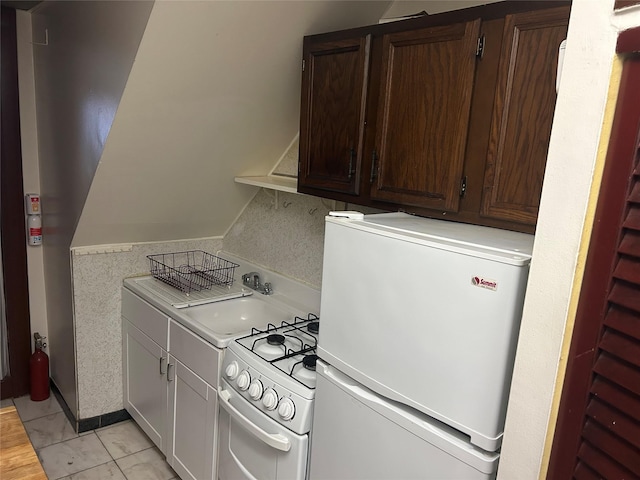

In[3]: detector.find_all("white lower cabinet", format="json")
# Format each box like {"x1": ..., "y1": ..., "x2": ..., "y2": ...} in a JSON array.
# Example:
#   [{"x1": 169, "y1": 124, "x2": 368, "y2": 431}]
[
  {"x1": 122, "y1": 288, "x2": 221, "y2": 480},
  {"x1": 122, "y1": 320, "x2": 168, "y2": 452},
  {"x1": 168, "y1": 358, "x2": 218, "y2": 480}
]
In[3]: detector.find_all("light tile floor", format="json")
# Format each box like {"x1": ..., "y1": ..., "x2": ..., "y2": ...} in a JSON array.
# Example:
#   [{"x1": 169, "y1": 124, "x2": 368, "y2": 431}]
[{"x1": 3, "y1": 395, "x2": 177, "y2": 480}]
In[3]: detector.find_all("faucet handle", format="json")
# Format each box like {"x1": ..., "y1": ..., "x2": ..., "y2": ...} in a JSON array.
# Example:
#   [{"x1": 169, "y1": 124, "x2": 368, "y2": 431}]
[
  {"x1": 241, "y1": 272, "x2": 272, "y2": 295},
  {"x1": 242, "y1": 272, "x2": 261, "y2": 287}
]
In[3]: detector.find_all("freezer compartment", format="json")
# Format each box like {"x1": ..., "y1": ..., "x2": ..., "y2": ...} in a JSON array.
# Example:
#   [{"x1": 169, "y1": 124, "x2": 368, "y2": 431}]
[
  {"x1": 309, "y1": 361, "x2": 499, "y2": 480},
  {"x1": 319, "y1": 215, "x2": 532, "y2": 451}
]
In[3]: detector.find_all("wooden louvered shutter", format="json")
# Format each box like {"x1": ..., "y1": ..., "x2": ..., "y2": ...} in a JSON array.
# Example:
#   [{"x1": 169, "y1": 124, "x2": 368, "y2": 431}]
[
  {"x1": 575, "y1": 146, "x2": 640, "y2": 478},
  {"x1": 547, "y1": 44, "x2": 640, "y2": 480}
]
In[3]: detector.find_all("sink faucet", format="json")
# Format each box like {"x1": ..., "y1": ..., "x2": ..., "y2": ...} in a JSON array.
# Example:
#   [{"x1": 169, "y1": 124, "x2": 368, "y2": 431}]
[{"x1": 242, "y1": 272, "x2": 273, "y2": 295}]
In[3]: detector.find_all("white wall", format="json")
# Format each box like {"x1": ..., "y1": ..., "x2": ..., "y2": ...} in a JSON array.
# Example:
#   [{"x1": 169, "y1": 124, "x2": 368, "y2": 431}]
[
  {"x1": 16, "y1": 10, "x2": 48, "y2": 352},
  {"x1": 498, "y1": 1, "x2": 640, "y2": 478},
  {"x1": 73, "y1": 1, "x2": 392, "y2": 247},
  {"x1": 381, "y1": 0, "x2": 502, "y2": 18},
  {"x1": 29, "y1": 0, "x2": 154, "y2": 417}
]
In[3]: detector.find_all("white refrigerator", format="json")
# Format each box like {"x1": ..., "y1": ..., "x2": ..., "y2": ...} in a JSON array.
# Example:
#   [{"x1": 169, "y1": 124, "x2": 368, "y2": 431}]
[{"x1": 309, "y1": 212, "x2": 534, "y2": 479}]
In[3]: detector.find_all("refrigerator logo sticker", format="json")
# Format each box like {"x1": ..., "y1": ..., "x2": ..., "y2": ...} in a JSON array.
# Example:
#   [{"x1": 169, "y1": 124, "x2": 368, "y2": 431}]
[{"x1": 472, "y1": 276, "x2": 498, "y2": 291}]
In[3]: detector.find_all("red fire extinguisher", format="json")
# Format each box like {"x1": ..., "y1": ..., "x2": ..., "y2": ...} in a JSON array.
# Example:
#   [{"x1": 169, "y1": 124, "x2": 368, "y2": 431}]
[{"x1": 30, "y1": 333, "x2": 50, "y2": 401}]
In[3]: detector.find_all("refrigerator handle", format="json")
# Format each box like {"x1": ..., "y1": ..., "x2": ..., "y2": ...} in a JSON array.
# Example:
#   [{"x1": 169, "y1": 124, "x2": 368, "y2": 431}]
[{"x1": 328, "y1": 211, "x2": 364, "y2": 220}]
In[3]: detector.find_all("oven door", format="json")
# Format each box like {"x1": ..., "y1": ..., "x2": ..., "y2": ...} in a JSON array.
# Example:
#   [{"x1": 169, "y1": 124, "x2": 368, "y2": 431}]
[{"x1": 218, "y1": 380, "x2": 309, "y2": 480}]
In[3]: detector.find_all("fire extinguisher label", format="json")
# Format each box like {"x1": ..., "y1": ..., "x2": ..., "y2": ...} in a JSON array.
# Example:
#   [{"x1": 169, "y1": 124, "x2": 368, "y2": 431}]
[{"x1": 27, "y1": 214, "x2": 42, "y2": 246}]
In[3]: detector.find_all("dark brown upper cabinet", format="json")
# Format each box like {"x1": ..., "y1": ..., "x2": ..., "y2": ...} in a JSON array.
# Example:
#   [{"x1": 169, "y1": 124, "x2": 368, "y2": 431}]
[
  {"x1": 298, "y1": 35, "x2": 371, "y2": 195},
  {"x1": 370, "y1": 20, "x2": 480, "y2": 212},
  {"x1": 481, "y1": 7, "x2": 570, "y2": 225},
  {"x1": 298, "y1": 2, "x2": 571, "y2": 233}
]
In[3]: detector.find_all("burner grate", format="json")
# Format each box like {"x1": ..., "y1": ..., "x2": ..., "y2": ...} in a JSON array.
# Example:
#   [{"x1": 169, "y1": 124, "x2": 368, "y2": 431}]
[{"x1": 237, "y1": 314, "x2": 320, "y2": 388}]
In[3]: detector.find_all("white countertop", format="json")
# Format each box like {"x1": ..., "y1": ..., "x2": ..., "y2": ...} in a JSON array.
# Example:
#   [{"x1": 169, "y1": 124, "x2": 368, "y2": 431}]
[{"x1": 123, "y1": 252, "x2": 320, "y2": 348}]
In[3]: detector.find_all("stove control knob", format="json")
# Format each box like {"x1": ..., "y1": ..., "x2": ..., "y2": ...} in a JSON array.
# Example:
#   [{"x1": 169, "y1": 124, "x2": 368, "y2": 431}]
[
  {"x1": 262, "y1": 388, "x2": 279, "y2": 410},
  {"x1": 236, "y1": 370, "x2": 251, "y2": 391},
  {"x1": 248, "y1": 379, "x2": 264, "y2": 400},
  {"x1": 278, "y1": 398, "x2": 295, "y2": 421},
  {"x1": 225, "y1": 361, "x2": 239, "y2": 380}
]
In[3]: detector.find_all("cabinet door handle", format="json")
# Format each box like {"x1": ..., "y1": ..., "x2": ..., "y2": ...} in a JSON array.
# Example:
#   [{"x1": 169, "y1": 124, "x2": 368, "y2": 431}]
[
  {"x1": 370, "y1": 149, "x2": 378, "y2": 183},
  {"x1": 348, "y1": 147, "x2": 356, "y2": 181},
  {"x1": 167, "y1": 362, "x2": 175, "y2": 382},
  {"x1": 159, "y1": 356, "x2": 167, "y2": 375}
]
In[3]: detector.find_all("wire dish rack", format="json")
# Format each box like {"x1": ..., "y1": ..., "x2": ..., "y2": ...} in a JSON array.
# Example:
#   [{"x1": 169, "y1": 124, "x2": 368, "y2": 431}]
[{"x1": 148, "y1": 251, "x2": 239, "y2": 294}]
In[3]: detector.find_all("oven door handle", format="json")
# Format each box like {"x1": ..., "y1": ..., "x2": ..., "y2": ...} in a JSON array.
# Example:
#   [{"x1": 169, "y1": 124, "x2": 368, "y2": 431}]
[{"x1": 219, "y1": 389, "x2": 291, "y2": 452}]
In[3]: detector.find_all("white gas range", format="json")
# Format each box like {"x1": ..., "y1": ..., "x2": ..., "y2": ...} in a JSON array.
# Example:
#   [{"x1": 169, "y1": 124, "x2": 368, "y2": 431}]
[{"x1": 217, "y1": 314, "x2": 320, "y2": 480}]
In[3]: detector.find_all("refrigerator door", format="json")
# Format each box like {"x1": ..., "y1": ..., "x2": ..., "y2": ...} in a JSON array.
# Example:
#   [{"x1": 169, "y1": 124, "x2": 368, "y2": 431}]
[
  {"x1": 318, "y1": 213, "x2": 533, "y2": 451},
  {"x1": 309, "y1": 361, "x2": 499, "y2": 480}
]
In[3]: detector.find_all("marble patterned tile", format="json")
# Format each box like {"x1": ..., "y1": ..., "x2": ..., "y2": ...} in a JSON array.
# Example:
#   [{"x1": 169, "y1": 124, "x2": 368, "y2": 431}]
[
  {"x1": 72, "y1": 237, "x2": 223, "y2": 420},
  {"x1": 0, "y1": 398, "x2": 15, "y2": 408},
  {"x1": 37, "y1": 432, "x2": 112, "y2": 479},
  {"x1": 58, "y1": 461, "x2": 126, "y2": 480},
  {"x1": 24, "y1": 411, "x2": 78, "y2": 449},
  {"x1": 116, "y1": 447, "x2": 175, "y2": 480},
  {"x1": 14, "y1": 394, "x2": 62, "y2": 421},
  {"x1": 95, "y1": 420, "x2": 153, "y2": 459}
]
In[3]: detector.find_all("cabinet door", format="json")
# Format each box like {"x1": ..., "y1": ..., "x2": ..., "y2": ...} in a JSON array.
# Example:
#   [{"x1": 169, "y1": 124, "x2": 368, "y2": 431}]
[
  {"x1": 370, "y1": 19, "x2": 481, "y2": 212},
  {"x1": 481, "y1": 7, "x2": 570, "y2": 225},
  {"x1": 167, "y1": 358, "x2": 218, "y2": 480},
  {"x1": 298, "y1": 35, "x2": 371, "y2": 195},
  {"x1": 122, "y1": 320, "x2": 168, "y2": 453}
]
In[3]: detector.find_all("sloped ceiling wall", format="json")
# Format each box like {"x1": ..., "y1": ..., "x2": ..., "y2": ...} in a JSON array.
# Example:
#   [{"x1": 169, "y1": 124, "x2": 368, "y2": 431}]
[
  {"x1": 72, "y1": 0, "x2": 392, "y2": 246},
  {"x1": 30, "y1": 0, "x2": 154, "y2": 417}
]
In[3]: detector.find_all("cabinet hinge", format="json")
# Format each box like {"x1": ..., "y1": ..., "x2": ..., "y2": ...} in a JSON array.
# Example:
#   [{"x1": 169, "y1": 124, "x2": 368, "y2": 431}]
[
  {"x1": 302, "y1": 59, "x2": 305, "y2": 72},
  {"x1": 460, "y1": 176, "x2": 467, "y2": 198},
  {"x1": 476, "y1": 35, "x2": 485, "y2": 58}
]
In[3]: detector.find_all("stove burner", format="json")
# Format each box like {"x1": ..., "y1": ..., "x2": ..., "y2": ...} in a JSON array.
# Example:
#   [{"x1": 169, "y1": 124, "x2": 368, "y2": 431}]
[
  {"x1": 307, "y1": 321, "x2": 319, "y2": 334},
  {"x1": 303, "y1": 354, "x2": 318, "y2": 371},
  {"x1": 267, "y1": 334, "x2": 285, "y2": 345}
]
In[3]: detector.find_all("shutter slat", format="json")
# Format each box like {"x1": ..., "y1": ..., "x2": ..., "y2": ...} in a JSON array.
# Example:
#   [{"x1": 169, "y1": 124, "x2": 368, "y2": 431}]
[
  {"x1": 592, "y1": 377, "x2": 640, "y2": 421},
  {"x1": 582, "y1": 420, "x2": 640, "y2": 475},
  {"x1": 574, "y1": 461, "x2": 603, "y2": 480},
  {"x1": 600, "y1": 330, "x2": 640, "y2": 368},
  {"x1": 604, "y1": 306, "x2": 640, "y2": 342},
  {"x1": 593, "y1": 352, "x2": 640, "y2": 396},
  {"x1": 618, "y1": 230, "x2": 640, "y2": 258},
  {"x1": 613, "y1": 256, "x2": 640, "y2": 286},
  {"x1": 623, "y1": 205, "x2": 640, "y2": 231},
  {"x1": 586, "y1": 397, "x2": 640, "y2": 449},
  {"x1": 577, "y1": 439, "x2": 639, "y2": 479},
  {"x1": 609, "y1": 282, "x2": 640, "y2": 314},
  {"x1": 630, "y1": 180, "x2": 640, "y2": 203}
]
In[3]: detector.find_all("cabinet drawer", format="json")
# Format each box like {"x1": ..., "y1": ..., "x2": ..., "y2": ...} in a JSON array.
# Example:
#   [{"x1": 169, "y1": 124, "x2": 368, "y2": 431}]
[
  {"x1": 169, "y1": 320, "x2": 221, "y2": 388},
  {"x1": 122, "y1": 288, "x2": 169, "y2": 349}
]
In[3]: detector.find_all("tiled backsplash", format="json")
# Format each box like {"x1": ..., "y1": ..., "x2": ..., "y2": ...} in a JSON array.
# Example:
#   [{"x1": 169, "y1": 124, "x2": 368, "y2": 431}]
[
  {"x1": 71, "y1": 238, "x2": 223, "y2": 419},
  {"x1": 223, "y1": 189, "x2": 330, "y2": 289}
]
